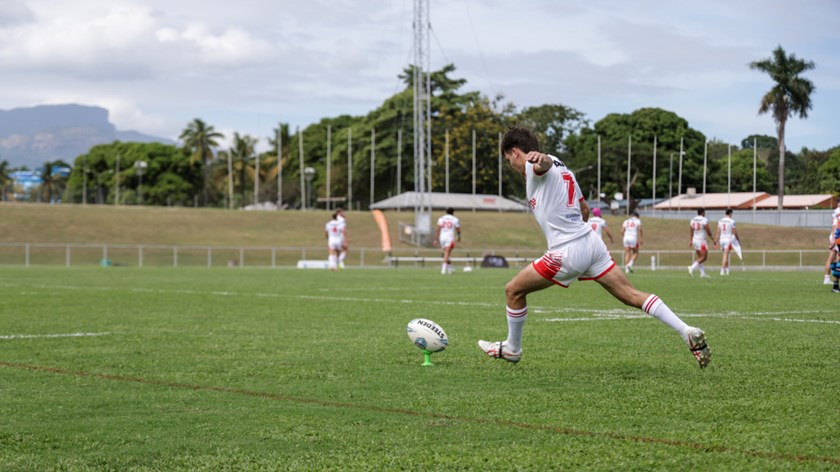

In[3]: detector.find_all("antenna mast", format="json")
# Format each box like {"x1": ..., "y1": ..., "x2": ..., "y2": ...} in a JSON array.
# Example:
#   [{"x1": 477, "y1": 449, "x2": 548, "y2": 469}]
[{"x1": 413, "y1": 0, "x2": 432, "y2": 239}]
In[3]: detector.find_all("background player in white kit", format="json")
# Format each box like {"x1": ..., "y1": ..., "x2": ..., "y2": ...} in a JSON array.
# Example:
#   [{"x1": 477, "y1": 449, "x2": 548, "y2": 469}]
[
  {"x1": 823, "y1": 201, "x2": 840, "y2": 284},
  {"x1": 620, "y1": 212, "x2": 642, "y2": 273},
  {"x1": 478, "y1": 126, "x2": 711, "y2": 369},
  {"x1": 589, "y1": 207, "x2": 614, "y2": 244},
  {"x1": 688, "y1": 208, "x2": 716, "y2": 278},
  {"x1": 335, "y1": 208, "x2": 349, "y2": 270},
  {"x1": 434, "y1": 207, "x2": 461, "y2": 274},
  {"x1": 324, "y1": 212, "x2": 346, "y2": 272},
  {"x1": 716, "y1": 208, "x2": 741, "y2": 276}
]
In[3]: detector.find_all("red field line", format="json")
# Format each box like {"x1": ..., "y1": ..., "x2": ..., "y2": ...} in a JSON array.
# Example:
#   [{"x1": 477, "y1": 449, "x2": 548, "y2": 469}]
[{"x1": 2, "y1": 360, "x2": 838, "y2": 466}]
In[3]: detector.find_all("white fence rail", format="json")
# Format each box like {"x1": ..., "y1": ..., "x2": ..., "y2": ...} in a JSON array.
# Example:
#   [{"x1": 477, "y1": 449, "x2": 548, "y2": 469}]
[{"x1": 0, "y1": 243, "x2": 828, "y2": 270}]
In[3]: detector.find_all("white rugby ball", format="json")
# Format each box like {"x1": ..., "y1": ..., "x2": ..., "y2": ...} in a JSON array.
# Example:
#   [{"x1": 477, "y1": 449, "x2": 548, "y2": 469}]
[
  {"x1": 463, "y1": 266, "x2": 473, "y2": 273},
  {"x1": 406, "y1": 318, "x2": 448, "y2": 352}
]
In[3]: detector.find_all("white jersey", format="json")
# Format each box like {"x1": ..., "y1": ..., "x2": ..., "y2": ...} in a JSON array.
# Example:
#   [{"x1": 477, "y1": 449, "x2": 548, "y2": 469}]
[
  {"x1": 589, "y1": 216, "x2": 608, "y2": 238},
  {"x1": 526, "y1": 155, "x2": 590, "y2": 250},
  {"x1": 833, "y1": 207, "x2": 840, "y2": 239},
  {"x1": 437, "y1": 214, "x2": 460, "y2": 242},
  {"x1": 325, "y1": 219, "x2": 345, "y2": 247},
  {"x1": 337, "y1": 213, "x2": 347, "y2": 231},
  {"x1": 691, "y1": 216, "x2": 709, "y2": 241},
  {"x1": 621, "y1": 217, "x2": 641, "y2": 239},
  {"x1": 718, "y1": 217, "x2": 735, "y2": 240}
]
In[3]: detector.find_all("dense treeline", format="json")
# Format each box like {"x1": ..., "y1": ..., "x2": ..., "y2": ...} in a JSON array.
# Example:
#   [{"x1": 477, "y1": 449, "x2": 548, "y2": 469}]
[{"x1": 2, "y1": 63, "x2": 838, "y2": 209}]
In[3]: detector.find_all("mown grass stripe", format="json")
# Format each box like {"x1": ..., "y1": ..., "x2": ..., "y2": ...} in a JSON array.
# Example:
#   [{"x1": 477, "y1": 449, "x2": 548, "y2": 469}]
[{"x1": 2, "y1": 360, "x2": 838, "y2": 466}]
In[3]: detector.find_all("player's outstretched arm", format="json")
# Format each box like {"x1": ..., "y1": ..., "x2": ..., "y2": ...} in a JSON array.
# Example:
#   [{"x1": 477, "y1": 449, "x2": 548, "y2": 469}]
[{"x1": 525, "y1": 152, "x2": 552, "y2": 174}]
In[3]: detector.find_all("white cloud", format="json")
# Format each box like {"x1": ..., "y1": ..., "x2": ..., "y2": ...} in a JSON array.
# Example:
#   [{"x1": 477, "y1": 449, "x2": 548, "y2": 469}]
[{"x1": 0, "y1": 0, "x2": 837, "y2": 153}]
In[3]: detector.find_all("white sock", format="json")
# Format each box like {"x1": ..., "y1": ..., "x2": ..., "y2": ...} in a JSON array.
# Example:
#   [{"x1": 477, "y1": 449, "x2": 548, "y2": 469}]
[
  {"x1": 339, "y1": 251, "x2": 347, "y2": 262},
  {"x1": 642, "y1": 295, "x2": 690, "y2": 341},
  {"x1": 328, "y1": 254, "x2": 337, "y2": 269},
  {"x1": 699, "y1": 263, "x2": 706, "y2": 276},
  {"x1": 690, "y1": 261, "x2": 698, "y2": 270},
  {"x1": 505, "y1": 305, "x2": 528, "y2": 352}
]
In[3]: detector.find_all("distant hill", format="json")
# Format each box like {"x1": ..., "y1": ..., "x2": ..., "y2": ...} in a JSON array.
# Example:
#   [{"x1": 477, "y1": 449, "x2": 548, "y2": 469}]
[{"x1": 0, "y1": 104, "x2": 175, "y2": 168}]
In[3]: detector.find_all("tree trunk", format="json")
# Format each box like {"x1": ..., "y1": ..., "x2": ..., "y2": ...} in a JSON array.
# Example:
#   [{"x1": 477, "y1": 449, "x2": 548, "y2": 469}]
[{"x1": 777, "y1": 119, "x2": 786, "y2": 211}]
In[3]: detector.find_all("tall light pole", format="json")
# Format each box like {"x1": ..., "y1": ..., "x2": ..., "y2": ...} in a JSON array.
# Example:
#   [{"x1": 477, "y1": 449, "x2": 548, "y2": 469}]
[
  {"x1": 304, "y1": 166, "x2": 315, "y2": 210},
  {"x1": 413, "y1": 0, "x2": 432, "y2": 236},
  {"x1": 134, "y1": 160, "x2": 147, "y2": 205},
  {"x1": 115, "y1": 154, "x2": 121, "y2": 205}
]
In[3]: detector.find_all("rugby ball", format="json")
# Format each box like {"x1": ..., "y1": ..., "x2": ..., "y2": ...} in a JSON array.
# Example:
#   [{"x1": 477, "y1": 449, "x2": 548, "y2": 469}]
[{"x1": 406, "y1": 318, "x2": 448, "y2": 352}]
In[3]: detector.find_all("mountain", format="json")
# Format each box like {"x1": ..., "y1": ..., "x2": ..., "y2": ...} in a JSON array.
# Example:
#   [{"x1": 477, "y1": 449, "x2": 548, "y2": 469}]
[{"x1": 0, "y1": 104, "x2": 175, "y2": 168}]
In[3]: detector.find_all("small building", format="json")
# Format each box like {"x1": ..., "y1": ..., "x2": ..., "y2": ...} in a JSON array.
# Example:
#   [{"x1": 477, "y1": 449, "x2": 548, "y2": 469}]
[
  {"x1": 370, "y1": 191, "x2": 527, "y2": 212},
  {"x1": 653, "y1": 192, "x2": 770, "y2": 211},
  {"x1": 753, "y1": 194, "x2": 836, "y2": 209}
]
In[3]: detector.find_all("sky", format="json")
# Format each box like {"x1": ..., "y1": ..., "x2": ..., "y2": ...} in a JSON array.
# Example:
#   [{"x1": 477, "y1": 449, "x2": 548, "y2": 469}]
[{"x1": 1, "y1": 0, "x2": 838, "y2": 153}]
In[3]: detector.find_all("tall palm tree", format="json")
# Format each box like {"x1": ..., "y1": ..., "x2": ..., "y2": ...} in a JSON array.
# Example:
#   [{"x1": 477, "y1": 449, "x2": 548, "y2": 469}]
[
  {"x1": 0, "y1": 160, "x2": 10, "y2": 201},
  {"x1": 229, "y1": 132, "x2": 258, "y2": 205},
  {"x1": 179, "y1": 118, "x2": 224, "y2": 206},
  {"x1": 750, "y1": 45, "x2": 815, "y2": 209}
]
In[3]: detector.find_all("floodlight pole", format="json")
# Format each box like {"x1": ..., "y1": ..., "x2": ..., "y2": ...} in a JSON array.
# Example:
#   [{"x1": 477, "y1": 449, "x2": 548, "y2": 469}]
[
  {"x1": 652, "y1": 135, "x2": 657, "y2": 214},
  {"x1": 298, "y1": 127, "x2": 305, "y2": 210},
  {"x1": 277, "y1": 125, "x2": 283, "y2": 209},
  {"x1": 626, "y1": 134, "x2": 631, "y2": 216},
  {"x1": 397, "y1": 128, "x2": 402, "y2": 197},
  {"x1": 597, "y1": 135, "x2": 601, "y2": 210},
  {"x1": 412, "y1": 0, "x2": 432, "y2": 236},
  {"x1": 326, "y1": 124, "x2": 331, "y2": 210},
  {"x1": 115, "y1": 153, "x2": 120, "y2": 206}
]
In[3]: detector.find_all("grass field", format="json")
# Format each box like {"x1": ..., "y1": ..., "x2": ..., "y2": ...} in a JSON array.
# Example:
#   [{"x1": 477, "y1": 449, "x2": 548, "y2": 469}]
[
  {"x1": 0, "y1": 202, "x2": 830, "y2": 252},
  {"x1": 1, "y1": 266, "x2": 839, "y2": 470}
]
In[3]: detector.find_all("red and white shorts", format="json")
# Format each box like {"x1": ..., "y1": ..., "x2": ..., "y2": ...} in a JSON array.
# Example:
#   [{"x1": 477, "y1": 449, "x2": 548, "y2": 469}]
[
  {"x1": 623, "y1": 237, "x2": 638, "y2": 249},
  {"x1": 439, "y1": 237, "x2": 455, "y2": 250},
  {"x1": 533, "y1": 231, "x2": 616, "y2": 288},
  {"x1": 692, "y1": 238, "x2": 708, "y2": 252}
]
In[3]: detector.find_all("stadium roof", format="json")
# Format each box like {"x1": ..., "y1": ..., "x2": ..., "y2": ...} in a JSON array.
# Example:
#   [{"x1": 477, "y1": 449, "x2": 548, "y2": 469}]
[
  {"x1": 653, "y1": 192, "x2": 770, "y2": 210},
  {"x1": 370, "y1": 191, "x2": 527, "y2": 212},
  {"x1": 753, "y1": 194, "x2": 836, "y2": 209},
  {"x1": 653, "y1": 192, "x2": 836, "y2": 210}
]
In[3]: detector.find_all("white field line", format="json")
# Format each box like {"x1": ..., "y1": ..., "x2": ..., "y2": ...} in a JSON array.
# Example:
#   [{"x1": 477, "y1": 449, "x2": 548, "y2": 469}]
[
  {"x1": 0, "y1": 332, "x2": 112, "y2": 340},
  {"x1": 1, "y1": 282, "x2": 837, "y2": 325}
]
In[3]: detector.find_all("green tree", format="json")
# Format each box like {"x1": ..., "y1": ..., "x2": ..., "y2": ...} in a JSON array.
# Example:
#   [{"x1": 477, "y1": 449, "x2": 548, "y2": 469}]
[
  {"x1": 750, "y1": 45, "x2": 816, "y2": 208},
  {"x1": 566, "y1": 108, "x2": 706, "y2": 211},
  {"x1": 816, "y1": 148, "x2": 840, "y2": 194},
  {"x1": 517, "y1": 103, "x2": 587, "y2": 156},
  {"x1": 179, "y1": 118, "x2": 224, "y2": 206},
  {"x1": 66, "y1": 142, "x2": 200, "y2": 206}
]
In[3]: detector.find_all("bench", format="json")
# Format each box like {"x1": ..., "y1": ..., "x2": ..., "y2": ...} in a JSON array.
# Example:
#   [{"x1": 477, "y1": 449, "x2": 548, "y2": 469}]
[{"x1": 296, "y1": 260, "x2": 331, "y2": 269}]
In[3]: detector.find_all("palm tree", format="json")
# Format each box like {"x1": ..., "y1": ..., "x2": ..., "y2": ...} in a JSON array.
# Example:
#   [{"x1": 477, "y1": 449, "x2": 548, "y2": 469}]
[
  {"x1": 750, "y1": 45, "x2": 815, "y2": 209},
  {"x1": 179, "y1": 118, "x2": 224, "y2": 206},
  {"x1": 0, "y1": 160, "x2": 11, "y2": 201},
  {"x1": 229, "y1": 133, "x2": 258, "y2": 205},
  {"x1": 39, "y1": 160, "x2": 71, "y2": 203}
]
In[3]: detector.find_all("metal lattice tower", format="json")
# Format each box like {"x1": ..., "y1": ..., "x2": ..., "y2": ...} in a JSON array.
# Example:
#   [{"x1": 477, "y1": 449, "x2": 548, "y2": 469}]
[{"x1": 412, "y1": 0, "x2": 432, "y2": 237}]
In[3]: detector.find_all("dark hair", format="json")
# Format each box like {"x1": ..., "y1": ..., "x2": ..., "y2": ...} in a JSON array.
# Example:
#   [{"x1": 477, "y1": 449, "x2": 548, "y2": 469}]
[
  {"x1": 725, "y1": 208, "x2": 733, "y2": 216},
  {"x1": 446, "y1": 207, "x2": 455, "y2": 215},
  {"x1": 501, "y1": 126, "x2": 540, "y2": 154},
  {"x1": 632, "y1": 211, "x2": 639, "y2": 217},
  {"x1": 697, "y1": 208, "x2": 706, "y2": 215}
]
